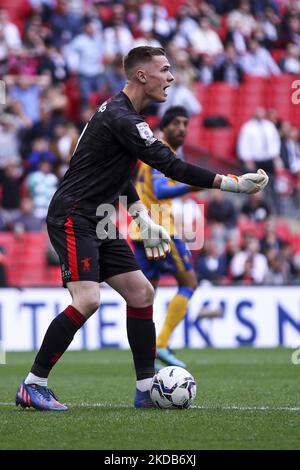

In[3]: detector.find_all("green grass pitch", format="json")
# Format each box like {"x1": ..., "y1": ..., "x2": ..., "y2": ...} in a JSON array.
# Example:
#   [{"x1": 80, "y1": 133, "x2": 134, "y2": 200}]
[{"x1": 0, "y1": 348, "x2": 299, "y2": 450}]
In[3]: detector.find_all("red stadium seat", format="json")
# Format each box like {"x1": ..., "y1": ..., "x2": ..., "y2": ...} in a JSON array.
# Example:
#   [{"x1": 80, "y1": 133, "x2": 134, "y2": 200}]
[
  {"x1": 291, "y1": 234, "x2": 300, "y2": 252},
  {"x1": 202, "y1": 128, "x2": 237, "y2": 160},
  {"x1": 186, "y1": 115, "x2": 204, "y2": 148},
  {"x1": 238, "y1": 218, "x2": 264, "y2": 239},
  {"x1": 205, "y1": 83, "x2": 238, "y2": 125},
  {"x1": 194, "y1": 82, "x2": 209, "y2": 108},
  {"x1": 275, "y1": 219, "x2": 292, "y2": 242}
]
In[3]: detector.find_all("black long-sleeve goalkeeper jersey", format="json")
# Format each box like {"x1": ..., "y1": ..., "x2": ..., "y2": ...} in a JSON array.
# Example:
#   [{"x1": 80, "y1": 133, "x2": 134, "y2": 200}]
[{"x1": 47, "y1": 91, "x2": 216, "y2": 225}]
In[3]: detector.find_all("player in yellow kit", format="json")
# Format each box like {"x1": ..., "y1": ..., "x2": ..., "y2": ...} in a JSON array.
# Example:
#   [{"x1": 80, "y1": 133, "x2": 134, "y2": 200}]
[{"x1": 131, "y1": 107, "x2": 199, "y2": 368}]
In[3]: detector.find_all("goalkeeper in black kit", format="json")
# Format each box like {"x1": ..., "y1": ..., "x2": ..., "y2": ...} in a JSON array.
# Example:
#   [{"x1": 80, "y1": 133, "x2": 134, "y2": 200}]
[{"x1": 15, "y1": 46, "x2": 268, "y2": 410}]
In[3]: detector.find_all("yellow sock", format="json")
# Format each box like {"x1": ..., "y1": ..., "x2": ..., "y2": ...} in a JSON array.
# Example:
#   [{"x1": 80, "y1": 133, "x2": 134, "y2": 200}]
[{"x1": 157, "y1": 287, "x2": 193, "y2": 348}]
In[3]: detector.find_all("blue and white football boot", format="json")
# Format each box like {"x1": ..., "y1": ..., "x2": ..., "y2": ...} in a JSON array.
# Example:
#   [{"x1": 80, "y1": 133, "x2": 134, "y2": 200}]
[
  {"x1": 16, "y1": 381, "x2": 68, "y2": 411},
  {"x1": 134, "y1": 389, "x2": 156, "y2": 409}
]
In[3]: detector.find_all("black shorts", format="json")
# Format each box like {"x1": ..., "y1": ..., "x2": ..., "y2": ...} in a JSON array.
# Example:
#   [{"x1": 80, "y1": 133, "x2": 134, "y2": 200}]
[{"x1": 47, "y1": 214, "x2": 140, "y2": 287}]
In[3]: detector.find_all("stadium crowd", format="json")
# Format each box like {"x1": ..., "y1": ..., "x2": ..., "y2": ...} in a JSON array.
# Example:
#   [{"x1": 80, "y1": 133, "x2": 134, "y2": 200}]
[{"x1": 0, "y1": 0, "x2": 300, "y2": 286}]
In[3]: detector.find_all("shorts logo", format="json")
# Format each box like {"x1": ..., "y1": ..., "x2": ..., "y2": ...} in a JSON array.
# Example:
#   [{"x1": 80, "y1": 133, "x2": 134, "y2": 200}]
[
  {"x1": 136, "y1": 122, "x2": 157, "y2": 146},
  {"x1": 81, "y1": 257, "x2": 91, "y2": 271},
  {"x1": 61, "y1": 263, "x2": 72, "y2": 282}
]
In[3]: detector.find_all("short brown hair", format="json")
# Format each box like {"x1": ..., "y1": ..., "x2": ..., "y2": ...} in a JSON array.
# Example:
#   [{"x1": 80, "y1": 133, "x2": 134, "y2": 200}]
[{"x1": 123, "y1": 46, "x2": 166, "y2": 78}]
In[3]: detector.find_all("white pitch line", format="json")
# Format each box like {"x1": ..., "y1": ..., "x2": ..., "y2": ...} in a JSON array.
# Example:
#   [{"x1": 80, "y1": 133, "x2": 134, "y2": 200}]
[{"x1": 2, "y1": 402, "x2": 300, "y2": 412}]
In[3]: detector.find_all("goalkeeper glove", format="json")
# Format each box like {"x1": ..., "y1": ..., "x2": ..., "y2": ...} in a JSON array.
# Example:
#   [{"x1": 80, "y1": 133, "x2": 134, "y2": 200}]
[
  {"x1": 131, "y1": 209, "x2": 171, "y2": 260},
  {"x1": 220, "y1": 169, "x2": 269, "y2": 194}
]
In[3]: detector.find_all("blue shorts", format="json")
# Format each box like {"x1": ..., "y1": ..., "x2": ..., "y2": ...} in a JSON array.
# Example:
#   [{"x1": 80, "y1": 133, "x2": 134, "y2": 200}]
[{"x1": 133, "y1": 238, "x2": 193, "y2": 281}]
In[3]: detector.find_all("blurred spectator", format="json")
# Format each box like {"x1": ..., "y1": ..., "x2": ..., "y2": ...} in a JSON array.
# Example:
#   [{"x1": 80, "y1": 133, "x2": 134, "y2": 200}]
[
  {"x1": 264, "y1": 247, "x2": 295, "y2": 285},
  {"x1": 188, "y1": 16, "x2": 224, "y2": 57},
  {"x1": 140, "y1": 0, "x2": 173, "y2": 45},
  {"x1": 279, "y1": 43, "x2": 300, "y2": 74},
  {"x1": 0, "y1": 163, "x2": 24, "y2": 225},
  {"x1": 0, "y1": 9, "x2": 22, "y2": 53},
  {"x1": 7, "y1": 74, "x2": 51, "y2": 123},
  {"x1": 50, "y1": 0, "x2": 83, "y2": 48},
  {"x1": 225, "y1": 17, "x2": 248, "y2": 55},
  {"x1": 264, "y1": 249, "x2": 286, "y2": 284},
  {"x1": 50, "y1": 120, "x2": 78, "y2": 176},
  {"x1": 14, "y1": 197, "x2": 44, "y2": 232},
  {"x1": 0, "y1": 112, "x2": 22, "y2": 169},
  {"x1": 195, "y1": 239, "x2": 227, "y2": 283},
  {"x1": 173, "y1": 50, "x2": 198, "y2": 90},
  {"x1": 158, "y1": 72, "x2": 202, "y2": 117},
  {"x1": 224, "y1": 236, "x2": 241, "y2": 268},
  {"x1": 258, "y1": 7, "x2": 281, "y2": 48},
  {"x1": 197, "y1": 53, "x2": 215, "y2": 85},
  {"x1": 134, "y1": 25, "x2": 162, "y2": 48},
  {"x1": 26, "y1": 136, "x2": 57, "y2": 172},
  {"x1": 240, "y1": 38, "x2": 281, "y2": 76},
  {"x1": 280, "y1": 123, "x2": 300, "y2": 175},
  {"x1": 103, "y1": 4, "x2": 134, "y2": 63},
  {"x1": 22, "y1": 13, "x2": 47, "y2": 64},
  {"x1": 227, "y1": 0, "x2": 257, "y2": 38},
  {"x1": 214, "y1": 43, "x2": 244, "y2": 85},
  {"x1": 260, "y1": 7, "x2": 280, "y2": 46},
  {"x1": 285, "y1": 16, "x2": 300, "y2": 50},
  {"x1": 140, "y1": 0, "x2": 169, "y2": 22},
  {"x1": 266, "y1": 107, "x2": 280, "y2": 128},
  {"x1": 77, "y1": 104, "x2": 94, "y2": 133},
  {"x1": 0, "y1": 206, "x2": 8, "y2": 231},
  {"x1": 0, "y1": 245, "x2": 7, "y2": 287},
  {"x1": 66, "y1": 16, "x2": 105, "y2": 106},
  {"x1": 104, "y1": 54, "x2": 127, "y2": 95},
  {"x1": 237, "y1": 107, "x2": 281, "y2": 174},
  {"x1": 207, "y1": 190, "x2": 238, "y2": 228},
  {"x1": 231, "y1": 236, "x2": 268, "y2": 284},
  {"x1": 173, "y1": 4, "x2": 198, "y2": 47},
  {"x1": 38, "y1": 36, "x2": 69, "y2": 84},
  {"x1": 241, "y1": 192, "x2": 272, "y2": 222},
  {"x1": 260, "y1": 219, "x2": 284, "y2": 253},
  {"x1": 26, "y1": 159, "x2": 58, "y2": 219}
]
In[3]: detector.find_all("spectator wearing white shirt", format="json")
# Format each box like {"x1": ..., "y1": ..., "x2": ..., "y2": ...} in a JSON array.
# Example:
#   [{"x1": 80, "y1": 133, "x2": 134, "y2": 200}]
[
  {"x1": 0, "y1": 9, "x2": 22, "y2": 52},
  {"x1": 158, "y1": 72, "x2": 202, "y2": 117},
  {"x1": 103, "y1": 4, "x2": 134, "y2": 63},
  {"x1": 140, "y1": 0, "x2": 169, "y2": 22},
  {"x1": 230, "y1": 236, "x2": 268, "y2": 285},
  {"x1": 237, "y1": 107, "x2": 281, "y2": 174},
  {"x1": 240, "y1": 39, "x2": 281, "y2": 76},
  {"x1": 227, "y1": 0, "x2": 257, "y2": 38},
  {"x1": 134, "y1": 26, "x2": 162, "y2": 48},
  {"x1": 66, "y1": 17, "x2": 105, "y2": 106},
  {"x1": 279, "y1": 43, "x2": 300, "y2": 74},
  {"x1": 188, "y1": 16, "x2": 224, "y2": 57}
]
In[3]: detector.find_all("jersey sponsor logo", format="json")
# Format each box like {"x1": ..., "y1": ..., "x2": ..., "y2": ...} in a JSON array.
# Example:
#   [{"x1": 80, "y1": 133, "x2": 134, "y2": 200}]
[{"x1": 136, "y1": 122, "x2": 157, "y2": 146}]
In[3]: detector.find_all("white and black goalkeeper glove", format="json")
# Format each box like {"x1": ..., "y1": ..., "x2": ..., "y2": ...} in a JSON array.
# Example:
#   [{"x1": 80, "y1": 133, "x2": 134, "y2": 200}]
[
  {"x1": 131, "y1": 209, "x2": 171, "y2": 260},
  {"x1": 220, "y1": 169, "x2": 269, "y2": 194}
]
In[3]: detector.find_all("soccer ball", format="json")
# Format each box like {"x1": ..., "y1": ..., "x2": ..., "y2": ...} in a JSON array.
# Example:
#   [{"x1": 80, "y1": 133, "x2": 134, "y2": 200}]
[{"x1": 150, "y1": 366, "x2": 196, "y2": 409}]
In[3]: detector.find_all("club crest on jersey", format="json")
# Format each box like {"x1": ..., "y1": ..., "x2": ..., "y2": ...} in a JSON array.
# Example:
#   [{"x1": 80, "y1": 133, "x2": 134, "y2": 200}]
[{"x1": 136, "y1": 122, "x2": 157, "y2": 146}]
